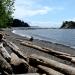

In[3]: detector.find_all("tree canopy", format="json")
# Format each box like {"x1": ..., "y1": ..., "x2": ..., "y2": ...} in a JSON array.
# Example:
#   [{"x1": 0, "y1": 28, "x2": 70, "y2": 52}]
[
  {"x1": 0, "y1": 0, "x2": 14, "y2": 28},
  {"x1": 60, "y1": 21, "x2": 75, "y2": 29},
  {"x1": 11, "y1": 19, "x2": 30, "y2": 27}
]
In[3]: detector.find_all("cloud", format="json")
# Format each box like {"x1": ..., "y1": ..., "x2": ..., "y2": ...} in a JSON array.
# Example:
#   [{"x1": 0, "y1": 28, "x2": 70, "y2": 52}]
[
  {"x1": 14, "y1": 0, "x2": 51, "y2": 18},
  {"x1": 13, "y1": 0, "x2": 64, "y2": 19},
  {"x1": 62, "y1": 17, "x2": 75, "y2": 22},
  {"x1": 14, "y1": 6, "x2": 50, "y2": 17}
]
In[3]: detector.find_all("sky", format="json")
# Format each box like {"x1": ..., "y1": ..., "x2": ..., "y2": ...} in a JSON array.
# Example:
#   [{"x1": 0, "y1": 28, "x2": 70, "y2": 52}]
[{"x1": 13, "y1": 0, "x2": 75, "y2": 28}]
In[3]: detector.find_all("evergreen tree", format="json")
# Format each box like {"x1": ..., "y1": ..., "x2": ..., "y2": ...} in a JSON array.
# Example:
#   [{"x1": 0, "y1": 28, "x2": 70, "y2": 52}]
[{"x1": 0, "y1": 0, "x2": 14, "y2": 28}]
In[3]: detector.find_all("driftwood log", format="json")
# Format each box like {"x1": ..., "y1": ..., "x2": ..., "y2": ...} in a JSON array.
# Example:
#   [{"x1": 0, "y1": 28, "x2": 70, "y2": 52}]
[
  {"x1": 10, "y1": 53, "x2": 29, "y2": 74},
  {"x1": 0, "y1": 54, "x2": 12, "y2": 74},
  {"x1": 29, "y1": 54, "x2": 75, "y2": 75},
  {"x1": 12, "y1": 73, "x2": 40, "y2": 75},
  {"x1": 0, "y1": 42, "x2": 11, "y2": 62},
  {"x1": 3, "y1": 39, "x2": 27, "y2": 61},
  {"x1": 37, "y1": 65, "x2": 64, "y2": 75},
  {"x1": 21, "y1": 41, "x2": 75, "y2": 62},
  {"x1": 21, "y1": 41, "x2": 70, "y2": 56}
]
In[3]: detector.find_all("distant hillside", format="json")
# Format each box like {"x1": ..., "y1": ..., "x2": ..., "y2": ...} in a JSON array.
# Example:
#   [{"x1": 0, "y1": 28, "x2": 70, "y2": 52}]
[
  {"x1": 60, "y1": 21, "x2": 75, "y2": 29},
  {"x1": 11, "y1": 19, "x2": 30, "y2": 27}
]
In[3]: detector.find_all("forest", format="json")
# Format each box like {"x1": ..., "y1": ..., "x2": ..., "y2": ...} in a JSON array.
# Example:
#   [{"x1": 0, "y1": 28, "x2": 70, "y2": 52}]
[
  {"x1": 0, "y1": 0, "x2": 30, "y2": 28},
  {"x1": 60, "y1": 21, "x2": 75, "y2": 29},
  {"x1": 0, "y1": 0, "x2": 75, "y2": 28}
]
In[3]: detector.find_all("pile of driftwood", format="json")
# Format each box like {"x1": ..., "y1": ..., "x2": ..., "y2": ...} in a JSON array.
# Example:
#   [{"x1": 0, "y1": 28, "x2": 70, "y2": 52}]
[
  {"x1": 20, "y1": 41, "x2": 75, "y2": 75},
  {"x1": 1, "y1": 34, "x2": 75, "y2": 75},
  {"x1": 0, "y1": 40, "x2": 29, "y2": 75}
]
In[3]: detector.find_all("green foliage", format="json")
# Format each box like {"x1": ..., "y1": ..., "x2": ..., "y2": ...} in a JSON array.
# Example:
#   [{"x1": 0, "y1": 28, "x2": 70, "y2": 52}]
[{"x1": 0, "y1": 0, "x2": 15, "y2": 28}]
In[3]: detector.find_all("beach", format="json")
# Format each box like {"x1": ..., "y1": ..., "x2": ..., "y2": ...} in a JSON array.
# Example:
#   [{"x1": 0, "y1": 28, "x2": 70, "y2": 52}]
[{"x1": 1, "y1": 28, "x2": 75, "y2": 74}]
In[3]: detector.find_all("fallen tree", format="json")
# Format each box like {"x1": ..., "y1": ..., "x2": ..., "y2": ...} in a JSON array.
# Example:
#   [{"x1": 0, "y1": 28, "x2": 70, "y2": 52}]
[
  {"x1": 29, "y1": 54, "x2": 75, "y2": 75},
  {"x1": 13, "y1": 73, "x2": 41, "y2": 75},
  {"x1": 0, "y1": 54, "x2": 12, "y2": 74},
  {"x1": 0, "y1": 42, "x2": 11, "y2": 62},
  {"x1": 10, "y1": 53, "x2": 29, "y2": 74},
  {"x1": 20, "y1": 41, "x2": 75, "y2": 62},
  {"x1": 21, "y1": 41, "x2": 70, "y2": 56},
  {"x1": 37, "y1": 65, "x2": 64, "y2": 75},
  {"x1": 3, "y1": 39, "x2": 27, "y2": 61}
]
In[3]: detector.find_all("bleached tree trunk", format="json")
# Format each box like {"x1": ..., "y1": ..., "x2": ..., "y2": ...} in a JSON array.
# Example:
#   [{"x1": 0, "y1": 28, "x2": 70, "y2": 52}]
[
  {"x1": 10, "y1": 53, "x2": 29, "y2": 74},
  {"x1": 20, "y1": 41, "x2": 73, "y2": 61},
  {"x1": 0, "y1": 42, "x2": 11, "y2": 62},
  {"x1": 37, "y1": 65, "x2": 64, "y2": 75},
  {"x1": 0, "y1": 54, "x2": 12, "y2": 74},
  {"x1": 3, "y1": 39, "x2": 27, "y2": 61},
  {"x1": 29, "y1": 54, "x2": 75, "y2": 75}
]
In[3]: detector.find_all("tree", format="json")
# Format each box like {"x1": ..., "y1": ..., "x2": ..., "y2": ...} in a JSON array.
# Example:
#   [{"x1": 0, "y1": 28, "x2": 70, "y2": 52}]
[
  {"x1": 60, "y1": 21, "x2": 75, "y2": 29},
  {"x1": 0, "y1": 0, "x2": 15, "y2": 28},
  {"x1": 11, "y1": 19, "x2": 30, "y2": 27}
]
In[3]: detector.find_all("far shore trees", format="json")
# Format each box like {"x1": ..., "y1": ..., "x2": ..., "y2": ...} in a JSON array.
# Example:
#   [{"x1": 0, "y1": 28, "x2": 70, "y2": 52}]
[
  {"x1": 11, "y1": 19, "x2": 30, "y2": 27},
  {"x1": 60, "y1": 21, "x2": 75, "y2": 29}
]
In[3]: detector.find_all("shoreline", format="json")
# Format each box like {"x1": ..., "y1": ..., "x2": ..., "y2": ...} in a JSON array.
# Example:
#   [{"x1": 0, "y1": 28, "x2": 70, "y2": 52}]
[
  {"x1": 1, "y1": 28, "x2": 75, "y2": 73},
  {"x1": 1, "y1": 28, "x2": 75, "y2": 55},
  {"x1": 12, "y1": 28, "x2": 75, "y2": 50},
  {"x1": 1, "y1": 28, "x2": 75, "y2": 56}
]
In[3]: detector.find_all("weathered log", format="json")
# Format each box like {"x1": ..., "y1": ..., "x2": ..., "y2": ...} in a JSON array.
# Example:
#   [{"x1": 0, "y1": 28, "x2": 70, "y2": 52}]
[
  {"x1": 0, "y1": 54, "x2": 12, "y2": 74},
  {"x1": 29, "y1": 54, "x2": 75, "y2": 75},
  {"x1": 71, "y1": 57, "x2": 75, "y2": 63},
  {"x1": 21, "y1": 41, "x2": 70, "y2": 56},
  {"x1": 11, "y1": 73, "x2": 40, "y2": 75},
  {"x1": 3, "y1": 39, "x2": 27, "y2": 61},
  {"x1": 37, "y1": 65, "x2": 64, "y2": 75},
  {"x1": 10, "y1": 53, "x2": 29, "y2": 74},
  {"x1": 20, "y1": 41, "x2": 75, "y2": 62},
  {"x1": 0, "y1": 43, "x2": 11, "y2": 62}
]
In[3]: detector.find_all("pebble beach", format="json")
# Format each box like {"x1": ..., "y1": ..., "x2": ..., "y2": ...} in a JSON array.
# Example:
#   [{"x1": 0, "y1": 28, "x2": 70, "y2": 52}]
[{"x1": 1, "y1": 28, "x2": 75, "y2": 74}]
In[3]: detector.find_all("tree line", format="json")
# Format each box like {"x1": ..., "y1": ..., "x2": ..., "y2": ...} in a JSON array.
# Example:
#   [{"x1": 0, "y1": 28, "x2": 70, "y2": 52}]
[
  {"x1": 60, "y1": 21, "x2": 75, "y2": 29},
  {"x1": 0, "y1": 0, "x2": 30, "y2": 28}
]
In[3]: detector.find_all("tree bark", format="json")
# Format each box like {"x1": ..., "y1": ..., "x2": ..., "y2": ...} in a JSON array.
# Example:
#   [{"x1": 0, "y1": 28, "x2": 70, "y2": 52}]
[
  {"x1": 10, "y1": 53, "x2": 29, "y2": 74},
  {"x1": 0, "y1": 42, "x2": 11, "y2": 62},
  {"x1": 20, "y1": 41, "x2": 72, "y2": 61},
  {"x1": 12, "y1": 73, "x2": 40, "y2": 75},
  {"x1": 37, "y1": 65, "x2": 64, "y2": 75},
  {"x1": 0, "y1": 54, "x2": 12, "y2": 74},
  {"x1": 21, "y1": 41, "x2": 70, "y2": 56},
  {"x1": 29, "y1": 54, "x2": 75, "y2": 75},
  {"x1": 3, "y1": 39, "x2": 27, "y2": 61}
]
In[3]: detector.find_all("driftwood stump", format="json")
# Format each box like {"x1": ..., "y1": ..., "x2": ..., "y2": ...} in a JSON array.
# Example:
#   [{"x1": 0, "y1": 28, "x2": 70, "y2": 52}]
[
  {"x1": 0, "y1": 54, "x2": 12, "y2": 74},
  {"x1": 0, "y1": 43, "x2": 11, "y2": 62},
  {"x1": 10, "y1": 53, "x2": 29, "y2": 74}
]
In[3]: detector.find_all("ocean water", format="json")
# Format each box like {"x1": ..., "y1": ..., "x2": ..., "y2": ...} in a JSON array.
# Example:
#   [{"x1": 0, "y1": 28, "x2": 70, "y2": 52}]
[{"x1": 12, "y1": 28, "x2": 75, "y2": 48}]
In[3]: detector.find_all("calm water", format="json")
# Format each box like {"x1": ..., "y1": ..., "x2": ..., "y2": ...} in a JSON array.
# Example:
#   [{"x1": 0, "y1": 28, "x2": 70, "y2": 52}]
[{"x1": 12, "y1": 28, "x2": 75, "y2": 48}]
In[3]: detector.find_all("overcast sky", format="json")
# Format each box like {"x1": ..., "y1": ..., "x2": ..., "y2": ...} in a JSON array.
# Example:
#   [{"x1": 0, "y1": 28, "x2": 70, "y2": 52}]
[{"x1": 13, "y1": 0, "x2": 75, "y2": 28}]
